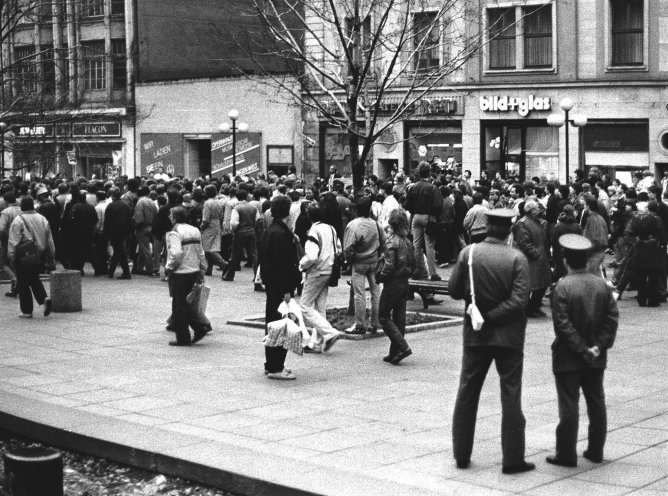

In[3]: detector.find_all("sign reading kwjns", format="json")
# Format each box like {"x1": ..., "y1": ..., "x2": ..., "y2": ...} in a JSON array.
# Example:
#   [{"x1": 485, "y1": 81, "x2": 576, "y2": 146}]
[{"x1": 479, "y1": 96, "x2": 551, "y2": 117}]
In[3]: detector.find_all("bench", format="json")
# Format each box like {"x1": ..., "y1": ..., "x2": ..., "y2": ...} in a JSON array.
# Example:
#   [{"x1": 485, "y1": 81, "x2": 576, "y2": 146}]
[{"x1": 408, "y1": 279, "x2": 449, "y2": 309}]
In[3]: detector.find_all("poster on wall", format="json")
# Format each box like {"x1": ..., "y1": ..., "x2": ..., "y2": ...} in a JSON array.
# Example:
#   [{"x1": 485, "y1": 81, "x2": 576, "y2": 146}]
[
  {"x1": 140, "y1": 134, "x2": 184, "y2": 177},
  {"x1": 211, "y1": 132, "x2": 262, "y2": 178}
]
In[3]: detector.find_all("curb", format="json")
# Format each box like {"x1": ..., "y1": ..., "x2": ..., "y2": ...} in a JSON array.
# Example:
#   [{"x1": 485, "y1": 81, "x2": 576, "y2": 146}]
[{"x1": 0, "y1": 400, "x2": 320, "y2": 496}]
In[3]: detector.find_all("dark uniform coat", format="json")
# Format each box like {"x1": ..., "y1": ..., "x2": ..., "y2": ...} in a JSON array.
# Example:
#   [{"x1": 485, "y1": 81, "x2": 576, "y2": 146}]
[{"x1": 551, "y1": 270, "x2": 618, "y2": 372}]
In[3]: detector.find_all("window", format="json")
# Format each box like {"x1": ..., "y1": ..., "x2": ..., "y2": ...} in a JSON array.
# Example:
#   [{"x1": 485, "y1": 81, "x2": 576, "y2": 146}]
[
  {"x1": 487, "y1": 4, "x2": 553, "y2": 71},
  {"x1": 524, "y1": 5, "x2": 552, "y2": 68},
  {"x1": 413, "y1": 12, "x2": 440, "y2": 72},
  {"x1": 82, "y1": 41, "x2": 105, "y2": 90},
  {"x1": 14, "y1": 45, "x2": 37, "y2": 94},
  {"x1": 611, "y1": 0, "x2": 643, "y2": 65},
  {"x1": 489, "y1": 8, "x2": 516, "y2": 69},
  {"x1": 81, "y1": 0, "x2": 104, "y2": 18},
  {"x1": 41, "y1": 46, "x2": 55, "y2": 94},
  {"x1": 111, "y1": 0, "x2": 125, "y2": 16},
  {"x1": 112, "y1": 39, "x2": 126, "y2": 90},
  {"x1": 344, "y1": 16, "x2": 371, "y2": 52}
]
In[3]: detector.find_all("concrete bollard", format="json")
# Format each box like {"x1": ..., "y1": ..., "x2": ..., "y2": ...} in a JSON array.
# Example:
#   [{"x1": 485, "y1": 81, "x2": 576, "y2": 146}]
[
  {"x1": 50, "y1": 269, "x2": 82, "y2": 312},
  {"x1": 3, "y1": 447, "x2": 64, "y2": 496}
]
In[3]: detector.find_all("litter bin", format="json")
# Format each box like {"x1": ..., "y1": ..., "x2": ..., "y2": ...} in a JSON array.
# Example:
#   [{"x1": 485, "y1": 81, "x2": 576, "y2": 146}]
[
  {"x1": 50, "y1": 269, "x2": 82, "y2": 312},
  {"x1": 3, "y1": 447, "x2": 64, "y2": 496}
]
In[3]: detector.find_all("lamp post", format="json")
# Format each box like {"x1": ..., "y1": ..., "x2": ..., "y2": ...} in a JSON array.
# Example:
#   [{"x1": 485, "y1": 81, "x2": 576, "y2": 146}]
[
  {"x1": 218, "y1": 109, "x2": 249, "y2": 178},
  {"x1": 0, "y1": 122, "x2": 6, "y2": 179},
  {"x1": 547, "y1": 97, "x2": 587, "y2": 184}
]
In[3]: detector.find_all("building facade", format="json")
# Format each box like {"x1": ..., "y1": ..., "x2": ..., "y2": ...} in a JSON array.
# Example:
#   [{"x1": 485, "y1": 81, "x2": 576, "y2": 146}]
[
  {"x1": 134, "y1": 78, "x2": 302, "y2": 180},
  {"x1": 303, "y1": 0, "x2": 668, "y2": 184},
  {"x1": 1, "y1": 0, "x2": 137, "y2": 178}
]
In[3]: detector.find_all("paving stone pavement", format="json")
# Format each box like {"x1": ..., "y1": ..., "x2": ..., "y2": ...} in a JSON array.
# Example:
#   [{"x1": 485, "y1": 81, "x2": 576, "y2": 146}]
[{"x1": 0, "y1": 265, "x2": 666, "y2": 496}]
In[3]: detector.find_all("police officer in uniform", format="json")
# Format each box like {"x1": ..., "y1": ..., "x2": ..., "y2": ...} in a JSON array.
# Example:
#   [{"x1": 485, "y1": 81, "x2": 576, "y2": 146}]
[
  {"x1": 546, "y1": 234, "x2": 618, "y2": 467},
  {"x1": 449, "y1": 209, "x2": 535, "y2": 474}
]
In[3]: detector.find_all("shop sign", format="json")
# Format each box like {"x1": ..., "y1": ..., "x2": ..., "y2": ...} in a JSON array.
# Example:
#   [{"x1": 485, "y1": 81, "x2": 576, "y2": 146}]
[
  {"x1": 72, "y1": 122, "x2": 121, "y2": 137},
  {"x1": 319, "y1": 95, "x2": 462, "y2": 117},
  {"x1": 210, "y1": 132, "x2": 262, "y2": 178},
  {"x1": 479, "y1": 95, "x2": 551, "y2": 117},
  {"x1": 17, "y1": 124, "x2": 54, "y2": 137},
  {"x1": 140, "y1": 133, "x2": 184, "y2": 177}
]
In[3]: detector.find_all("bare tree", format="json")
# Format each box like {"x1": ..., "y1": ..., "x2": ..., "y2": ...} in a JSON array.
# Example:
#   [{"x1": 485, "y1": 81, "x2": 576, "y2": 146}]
[{"x1": 230, "y1": 0, "x2": 491, "y2": 190}]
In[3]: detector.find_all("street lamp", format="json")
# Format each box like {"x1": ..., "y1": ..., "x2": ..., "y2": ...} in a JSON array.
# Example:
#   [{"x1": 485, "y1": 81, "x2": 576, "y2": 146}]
[
  {"x1": 218, "y1": 109, "x2": 249, "y2": 177},
  {"x1": 0, "y1": 122, "x2": 6, "y2": 179},
  {"x1": 547, "y1": 97, "x2": 587, "y2": 184}
]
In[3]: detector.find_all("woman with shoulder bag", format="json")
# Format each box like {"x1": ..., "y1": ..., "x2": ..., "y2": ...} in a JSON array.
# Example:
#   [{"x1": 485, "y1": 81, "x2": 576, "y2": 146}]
[{"x1": 376, "y1": 208, "x2": 415, "y2": 365}]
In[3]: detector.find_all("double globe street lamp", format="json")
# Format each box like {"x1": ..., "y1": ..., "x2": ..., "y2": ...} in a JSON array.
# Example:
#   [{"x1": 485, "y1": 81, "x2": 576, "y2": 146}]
[
  {"x1": 547, "y1": 97, "x2": 587, "y2": 184},
  {"x1": 218, "y1": 109, "x2": 249, "y2": 178}
]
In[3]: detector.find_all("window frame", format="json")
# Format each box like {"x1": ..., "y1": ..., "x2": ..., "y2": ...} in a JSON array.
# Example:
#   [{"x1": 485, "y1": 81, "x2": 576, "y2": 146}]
[
  {"x1": 412, "y1": 11, "x2": 442, "y2": 73},
  {"x1": 111, "y1": 39, "x2": 126, "y2": 90},
  {"x1": 14, "y1": 45, "x2": 37, "y2": 95},
  {"x1": 111, "y1": 0, "x2": 125, "y2": 16},
  {"x1": 80, "y1": 0, "x2": 104, "y2": 19},
  {"x1": 484, "y1": 1, "x2": 556, "y2": 74},
  {"x1": 82, "y1": 41, "x2": 106, "y2": 91},
  {"x1": 605, "y1": 0, "x2": 648, "y2": 71}
]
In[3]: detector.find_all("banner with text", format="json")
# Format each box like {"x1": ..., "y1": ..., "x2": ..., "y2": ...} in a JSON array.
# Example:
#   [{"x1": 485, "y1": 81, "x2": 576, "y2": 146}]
[
  {"x1": 140, "y1": 134, "x2": 184, "y2": 177},
  {"x1": 211, "y1": 132, "x2": 262, "y2": 178}
]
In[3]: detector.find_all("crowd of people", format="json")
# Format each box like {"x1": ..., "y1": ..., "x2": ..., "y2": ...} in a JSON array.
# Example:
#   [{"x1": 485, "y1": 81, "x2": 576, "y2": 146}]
[{"x1": 0, "y1": 161, "x2": 666, "y2": 471}]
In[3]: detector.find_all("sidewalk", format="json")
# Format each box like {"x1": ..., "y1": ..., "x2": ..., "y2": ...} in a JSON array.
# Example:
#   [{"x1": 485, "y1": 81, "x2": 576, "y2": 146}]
[{"x1": 0, "y1": 267, "x2": 666, "y2": 496}]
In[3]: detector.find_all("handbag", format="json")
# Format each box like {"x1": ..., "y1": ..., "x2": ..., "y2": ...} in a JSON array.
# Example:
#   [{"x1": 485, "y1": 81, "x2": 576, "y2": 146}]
[
  {"x1": 15, "y1": 217, "x2": 41, "y2": 269},
  {"x1": 328, "y1": 226, "x2": 341, "y2": 287},
  {"x1": 466, "y1": 243, "x2": 485, "y2": 331}
]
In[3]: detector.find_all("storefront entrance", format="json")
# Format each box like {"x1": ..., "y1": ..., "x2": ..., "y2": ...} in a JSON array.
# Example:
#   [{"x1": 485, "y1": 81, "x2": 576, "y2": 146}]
[{"x1": 481, "y1": 120, "x2": 559, "y2": 181}]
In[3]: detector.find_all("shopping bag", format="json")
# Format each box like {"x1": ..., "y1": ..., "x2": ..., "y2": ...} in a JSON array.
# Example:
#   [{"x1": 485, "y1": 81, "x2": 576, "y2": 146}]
[{"x1": 186, "y1": 283, "x2": 210, "y2": 316}]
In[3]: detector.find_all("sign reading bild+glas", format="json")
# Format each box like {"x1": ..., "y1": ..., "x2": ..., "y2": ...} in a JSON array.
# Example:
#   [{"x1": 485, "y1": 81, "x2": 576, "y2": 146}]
[
  {"x1": 140, "y1": 133, "x2": 184, "y2": 177},
  {"x1": 72, "y1": 122, "x2": 121, "y2": 137},
  {"x1": 480, "y1": 96, "x2": 552, "y2": 117},
  {"x1": 210, "y1": 132, "x2": 262, "y2": 178}
]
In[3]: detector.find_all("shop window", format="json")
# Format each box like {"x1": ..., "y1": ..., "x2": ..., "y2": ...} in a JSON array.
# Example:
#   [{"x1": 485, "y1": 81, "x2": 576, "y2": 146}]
[
  {"x1": 81, "y1": 0, "x2": 104, "y2": 18},
  {"x1": 82, "y1": 41, "x2": 106, "y2": 90},
  {"x1": 413, "y1": 12, "x2": 440, "y2": 72},
  {"x1": 14, "y1": 45, "x2": 37, "y2": 95},
  {"x1": 525, "y1": 127, "x2": 559, "y2": 180},
  {"x1": 487, "y1": 3, "x2": 553, "y2": 72},
  {"x1": 111, "y1": 39, "x2": 126, "y2": 90},
  {"x1": 610, "y1": 0, "x2": 643, "y2": 66}
]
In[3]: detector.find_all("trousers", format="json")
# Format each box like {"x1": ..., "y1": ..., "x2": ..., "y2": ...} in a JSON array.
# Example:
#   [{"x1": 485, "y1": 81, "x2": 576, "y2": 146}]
[
  {"x1": 378, "y1": 278, "x2": 409, "y2": 357},
  {"x1": 553, "y1": 369, "x2": 607, "y2": 462},
  {"x1": 452, "y1": 346, "x2": 527, "y2": 466},
  {"x1": 300, "y1": 273, "x2": 338, "y2": 343},
  {"x1": 264, "y1": 284, "x2": 288, "y2": 373},
  {"x1": 411, "y1": 214, "x2": 437, "y2": 278},
  {"x1": 16, "y1": 262, "x2": 47, "y2": 315}
]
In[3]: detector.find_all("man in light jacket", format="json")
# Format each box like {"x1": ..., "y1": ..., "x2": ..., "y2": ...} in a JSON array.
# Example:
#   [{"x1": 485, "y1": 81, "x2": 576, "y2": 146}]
[{"x1": 8, "y1": 197, "x2": 55, "y2": 318}]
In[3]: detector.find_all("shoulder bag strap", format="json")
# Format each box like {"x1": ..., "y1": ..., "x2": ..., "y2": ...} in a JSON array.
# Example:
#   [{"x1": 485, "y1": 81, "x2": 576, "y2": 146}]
[
  {"x1": 330, "y1": 226, "x2": 337, "y2": 255},
  {"x1": 20, "y1": 215, "x2": 36, "y2": 244},
  {"x1": 468, "y1": 243, "x2": 476, "y2": 306}
]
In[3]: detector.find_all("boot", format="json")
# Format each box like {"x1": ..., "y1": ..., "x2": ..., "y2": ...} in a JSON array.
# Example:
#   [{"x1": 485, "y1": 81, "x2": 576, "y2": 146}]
[{"x1": 4, "y1": 280, "x2": 17, "y2": 298}]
